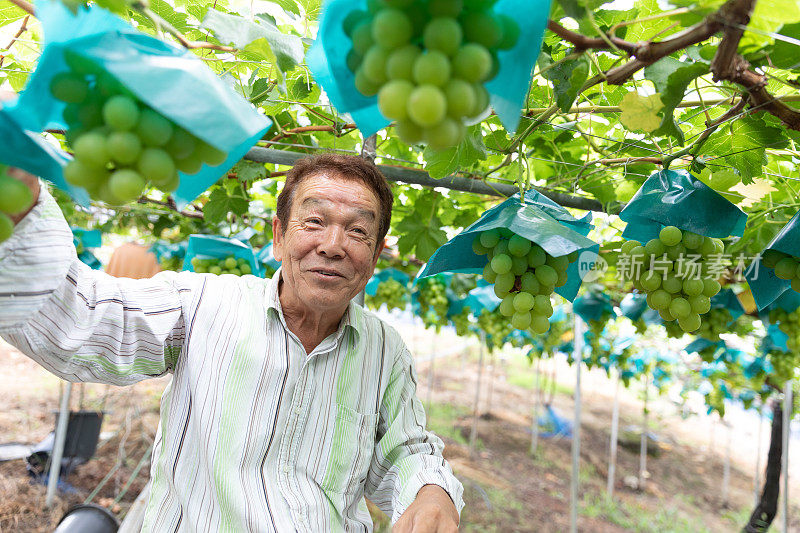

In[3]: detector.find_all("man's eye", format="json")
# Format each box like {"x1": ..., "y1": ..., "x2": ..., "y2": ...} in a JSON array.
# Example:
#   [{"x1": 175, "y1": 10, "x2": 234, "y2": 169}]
[
  {"x1": 352, "y1": 228, "x2": 367, "y2": 236},
  {"x1": 306, "y1": 218, "x2": 322, "y2": 225}
]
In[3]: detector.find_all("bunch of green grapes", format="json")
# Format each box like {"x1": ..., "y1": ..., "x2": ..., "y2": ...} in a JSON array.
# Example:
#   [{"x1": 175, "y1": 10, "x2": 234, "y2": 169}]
[
  {"x1": 159, "y1": 256, "x2": 184, "y2": 272},
  {"x1": 449, "y1": 307, "x2": 473, "y2": 336},
  {"x1": 584, "y1": 312, "x2": 613, "y2": 369},
  {"x1": 191, "y1": 255, "x2": 253, "y2": 276},
  {"x1": 52, "y1": 51, "x2": 227, "y2": 204},
  {"x1": 472, "y1": 228, "x2": 577, "y2": 335},
  {"x1": 695, "y1": 308, "x2": 733, "y2": 341},
  {"x1": 417, "y1": 277, "x2": 449, "y2": 330},
  {"x1": 663, "y1": 319, "x2": 686, "y2": 339},
  {"x1": 620, "y1": 225, "x2": 723, "y2": 334},
  {"x1": 343, "y1": 0, "x2": 519, "y2": 149},
  {"x1": 366, "y1": 278, "x2": 408, "y2": 311},
  {"x1": 0, "y1": 165, "x2": 34, "y2": 242},
  {"x1": 476, "y1": 307, "x2": 514, "y2": 352},
  {"x1": 762, "y1": 249, "x2": 800, "y2": 293}
]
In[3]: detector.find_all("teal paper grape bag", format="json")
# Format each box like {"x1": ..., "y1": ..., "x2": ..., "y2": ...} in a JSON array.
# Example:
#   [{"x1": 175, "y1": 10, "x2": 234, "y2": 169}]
[
  {"x1": 71, "y1": 227, "x2": 102, "y2": 269},
  {"x1": 620, "y1": 169, "x2": 747, "y2": 243},
  {"x1": 418, "y1": 191, "x2": 598, "y2": 302},
  {"x1": 366, "y1": 268, "x2": 410, "y2": 296},
  {"x1": 0, "y1": 103, "x2": 87, "y2": 204},
  {"x1": 746, "y1": 210, "x2": 800, "y2": 310},
  {"x1": 182, "y1": 234, "x2": 262, "y2": 277},
  {"x1": 306, "y1": 0, "x2": 551, "y2": 138},
  {"x1": 12, "y1": 0, "x2": 270, "y2": 207}
]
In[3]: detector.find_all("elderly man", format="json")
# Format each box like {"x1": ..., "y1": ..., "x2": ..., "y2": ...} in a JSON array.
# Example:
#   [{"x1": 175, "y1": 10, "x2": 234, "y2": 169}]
[{"x1": 0, "y1": 153, "x2": 463, "y2": 532}]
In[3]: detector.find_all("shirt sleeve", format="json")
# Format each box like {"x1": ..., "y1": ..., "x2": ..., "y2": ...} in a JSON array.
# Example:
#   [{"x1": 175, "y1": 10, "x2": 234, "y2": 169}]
[
  {"x1": 0, "y1": 184, "x2": 193, "y2": 386},
  {"x1": 364, "y1": 340, "x2": 465, "y2": 524}
]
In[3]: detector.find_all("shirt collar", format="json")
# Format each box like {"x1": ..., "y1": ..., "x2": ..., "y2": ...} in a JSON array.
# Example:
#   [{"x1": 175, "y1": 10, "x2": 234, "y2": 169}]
[{"x1": 266, "y1": 267, "x2": 363, "y2": 343}]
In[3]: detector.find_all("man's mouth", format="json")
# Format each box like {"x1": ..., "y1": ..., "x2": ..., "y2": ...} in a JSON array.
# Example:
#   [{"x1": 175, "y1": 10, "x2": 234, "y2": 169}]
[{"x1": 311, "y1": 268, "x2": 344, "y2": 278}]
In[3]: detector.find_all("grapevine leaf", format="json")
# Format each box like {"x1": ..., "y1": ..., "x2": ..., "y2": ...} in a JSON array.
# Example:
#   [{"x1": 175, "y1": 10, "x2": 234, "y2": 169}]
[
  {"x1": 203, "y1": 186, "x2": 249, "y2": 224},
  {"x1": 484, "y1": 130, "x2": 510, "y2": 152},
  {"x1": 699, "y1": 115, "x2": 788, "y2": 183},
  {"x1": 423, "y1": 125, "x2": 486, "y2": 179},
  {"x1": 232, "y1": 160, "x2": 269, "y2": 186},
  {"x1": 644, "y1": 58, "x2": 708, "y2": 144},
  {"x1": 618, "y1": 92, "x2": 664, "y2": 133},
  {"x1": 0, "y1": 3, "x2": 26, "y2": 25},
  {"x1": 730, "y1": 178, "x2": 778, "y2": 208},
  {"x1": 202, "y1": 9, "x2": 304, "y2": 75},
  {"x1": 543, "y1": 56, "x2": 589, "y2": 112},
  {"x1": 769, "y1": 22, "x2": 800, "y2": 69},
  {"x1": 395, "y1": 212, "x2": 447, "y2": 262}
]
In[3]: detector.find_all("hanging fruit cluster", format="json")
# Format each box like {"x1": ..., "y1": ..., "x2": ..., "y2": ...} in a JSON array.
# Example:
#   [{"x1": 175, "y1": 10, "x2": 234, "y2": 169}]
[
  {"x1": 366, "y1": 278, "x2": 408, "y2": 311},
  {"x1": 343, "y1": 0, "x2": 519, "y2": 149},
  {"x1": 191, "y1": 255, "x2": 253, "y2": 276},
  {"x1": 762, "y1": 249, "x2": 800, "y2": 293},
  {"x1": 417, "y1": 276, "x2": 450, "y2": 330},
  {"x1": 695, "y1": 308, "x2": 734, "y2": 341},
  {"x1": 53, "y1": 52, "x2": 227, "y2": 204},
  {"x1": 620, "y1": 226, "x2": 723, "y2": 333},
  {"x1": 0, "y1": 165, "x2": 34, "y2": 242},
  {"x1": 472, "y1": 228, "x2": 577, "y2": 334}
]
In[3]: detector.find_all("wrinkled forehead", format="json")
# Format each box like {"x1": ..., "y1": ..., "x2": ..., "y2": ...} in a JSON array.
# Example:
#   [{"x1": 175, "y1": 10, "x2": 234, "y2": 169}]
[{"x1": 291, "y1": 173, "x2": 380, "y2": 219}]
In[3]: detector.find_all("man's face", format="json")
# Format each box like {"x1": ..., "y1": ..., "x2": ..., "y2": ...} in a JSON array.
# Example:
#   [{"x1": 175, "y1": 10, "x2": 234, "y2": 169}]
[{"x1": 272, "y1": 173, "x2": 384, "y2": 314}]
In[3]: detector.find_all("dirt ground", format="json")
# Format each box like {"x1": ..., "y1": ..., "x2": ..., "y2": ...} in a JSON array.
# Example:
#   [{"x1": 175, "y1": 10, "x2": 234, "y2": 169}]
[{"x1": 0, "y1": 328, "x2": 798, "y2": 532}]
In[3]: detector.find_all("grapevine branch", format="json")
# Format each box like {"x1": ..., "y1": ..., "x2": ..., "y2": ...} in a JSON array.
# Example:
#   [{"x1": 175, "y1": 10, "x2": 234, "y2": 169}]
[
  {"x1": 5, "y1": 0, "x2": 33, "y2": 16},
  {"x1": 549, "y1": 0, "x2": 800, "y2": 131},
  {"x1": 0, "y1": 14, "x2": 29, "y2": 68}
]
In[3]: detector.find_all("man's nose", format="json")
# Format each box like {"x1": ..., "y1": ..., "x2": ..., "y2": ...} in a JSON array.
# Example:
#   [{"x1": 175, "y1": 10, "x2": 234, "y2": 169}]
[{"x1": 318, "y1": 225, "x2": 346, "y2": 258}]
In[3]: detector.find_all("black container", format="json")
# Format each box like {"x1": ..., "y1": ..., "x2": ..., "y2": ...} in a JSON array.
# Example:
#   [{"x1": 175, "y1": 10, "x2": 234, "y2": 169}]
[
  {"x1": 27, "y1": 411, "x2": 104, "y2": 475},
  {"x1": 54, "y1": 504, "x2": 119, "y2": 533}
]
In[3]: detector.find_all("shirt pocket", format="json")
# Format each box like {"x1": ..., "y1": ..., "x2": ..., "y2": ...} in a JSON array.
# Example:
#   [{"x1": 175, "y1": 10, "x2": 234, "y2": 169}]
[{"x1": 319, "y1": 402, "x2": 379, "y2": 496}]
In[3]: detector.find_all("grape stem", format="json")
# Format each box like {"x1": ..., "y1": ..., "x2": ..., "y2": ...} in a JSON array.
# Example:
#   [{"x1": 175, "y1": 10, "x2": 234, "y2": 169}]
[{"x1": 5, "y1": 0, "x2": 33, "y2": 16}]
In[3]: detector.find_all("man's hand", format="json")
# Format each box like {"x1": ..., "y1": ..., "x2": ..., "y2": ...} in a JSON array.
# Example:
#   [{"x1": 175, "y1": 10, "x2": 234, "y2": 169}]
[{"x1": 393, "y1": 484, "x2": 459, "y2": 533}]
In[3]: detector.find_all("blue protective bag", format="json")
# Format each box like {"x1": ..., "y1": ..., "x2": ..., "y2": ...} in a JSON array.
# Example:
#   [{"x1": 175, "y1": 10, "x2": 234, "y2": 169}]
[
  {"x1": 10, "y1": 0, "x2": 271, "y2": 207},
  {"x1": 620, "y1": 169, "x2": 747, "y2": 243},
  {"x1": 182, "y1": 234, "x2": 262, "y2": 277},
  {"x1": 745, "y1": 210, "x2": 800, "y2": 311},
  {"x1": 71, "y1": 227, "x2": 102, "y2": 269},
  {"x1": 573, "y1": 291, "x2": 615, "y2": 324},
  {"x1": 257, "y1": 243, "x2": 282, "y2": 273},
  {"x1": 447, "y1": 283, "x2": 501, "y2": 316},
  {"x1": 306, "y1": 0, "x2": 552, "y2": 137},
  {"x1": 0, "y1": 100, "x2": 85, "y2": 203},
  {"x1": 418, "y1": 191, "x2": 598, "y2": 302},
  {"x1": 150, "y1": 241, "x2": 187, "y2": 263}
]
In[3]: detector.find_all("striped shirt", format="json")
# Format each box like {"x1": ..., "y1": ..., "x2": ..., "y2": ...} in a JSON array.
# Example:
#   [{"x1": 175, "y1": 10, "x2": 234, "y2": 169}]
[{"x1": 0, "y1": 187, "x2": 464, "y2": 532}]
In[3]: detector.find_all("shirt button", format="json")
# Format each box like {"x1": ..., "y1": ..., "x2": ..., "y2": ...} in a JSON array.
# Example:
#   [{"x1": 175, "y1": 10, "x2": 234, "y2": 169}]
[
  {"x1": 283, "y1": 464, "x2": 290, "y2": 473},
  {"x1": 294, "y1": 405, "x2": 302, "y2": 415}
]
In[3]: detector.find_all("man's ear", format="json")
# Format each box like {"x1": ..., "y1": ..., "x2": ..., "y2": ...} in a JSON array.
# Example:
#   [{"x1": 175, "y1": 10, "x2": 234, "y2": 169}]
[
  {"x1": 271, "y1": 216, "x2": 283, "y2": 262},
  {"x1": 372, "y1": 238, "x2": 386, "y2": 267}
]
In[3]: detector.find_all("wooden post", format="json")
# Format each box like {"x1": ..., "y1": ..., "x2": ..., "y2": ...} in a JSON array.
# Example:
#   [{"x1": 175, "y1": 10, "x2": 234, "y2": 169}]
[
  {"x1": 607, "y1": 369, "x2": 621, "y2": 497},
  {"x1": 570, "y1": 316, "x2": 584, "y2": 533},
  {"x1": 469, "y1": 331, "x2": 486, "y2": 457}
]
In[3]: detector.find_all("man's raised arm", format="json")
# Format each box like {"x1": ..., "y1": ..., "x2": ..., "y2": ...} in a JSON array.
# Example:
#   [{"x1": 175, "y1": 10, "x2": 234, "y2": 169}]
[
  {"x1": 365, "y1": 340, "x2": 464, "y2": 531},
  {"x1": 0, "y1": 176, "x2": 192, "y2": 386}
]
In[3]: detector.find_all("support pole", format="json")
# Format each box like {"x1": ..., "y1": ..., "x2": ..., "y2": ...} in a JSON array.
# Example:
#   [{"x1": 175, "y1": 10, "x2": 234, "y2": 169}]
[
  {"x1": 755, "y1": 408, "x2": 764, "y2": 506},
  {"x1": 782, "y1": 380, "x2": 792, "y2": 533},
  {"x1": 485, "y1": 351, "x2": 496, "y2": 416},
  {"x1": 46, "y1": 380, "x2": 73, "y2": 508},
  {"x1": 426, "y1": 332, "x2": 435, "y2": 411},
  {"x1": 639, "y1": 374, "x2": 649, "y2": 491},
  {"x1": 570, "y1": 316, "x2": 584, "y2": 533},
  {"x1": 607, "y1": 369, "x2": 621, "y2": 497},
  {"x1": 531, "y1": 355, "x2": 542, "y2": 456},
  {"x1": 722, "y1": 421, "x2": 732, "y2": 507},
  {"x1": 469, "y1": 331, "x2": 486, "y2": 457}
]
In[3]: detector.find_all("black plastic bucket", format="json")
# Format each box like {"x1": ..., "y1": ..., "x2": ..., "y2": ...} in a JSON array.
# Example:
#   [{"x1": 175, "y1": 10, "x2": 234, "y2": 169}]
[{"x1": 54, "y1": 504, "x2": 119, "y2": 533}]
